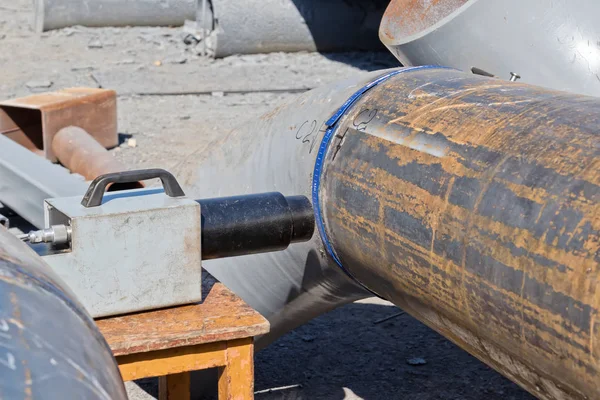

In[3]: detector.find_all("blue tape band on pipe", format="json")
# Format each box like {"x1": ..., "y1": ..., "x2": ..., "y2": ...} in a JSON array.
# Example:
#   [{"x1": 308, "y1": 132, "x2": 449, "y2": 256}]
[{"x1": 312, "y1": 65, "x2": 455, "y2": 297}]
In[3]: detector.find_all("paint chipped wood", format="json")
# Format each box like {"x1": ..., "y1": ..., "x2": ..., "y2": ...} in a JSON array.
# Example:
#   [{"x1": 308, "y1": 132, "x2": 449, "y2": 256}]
[
  {"x1": 96, "y1": 283, "x2": 267, "y2": 399},
  {"x1": 96, "y1": 283, "x2": 270, "y2": 357}
]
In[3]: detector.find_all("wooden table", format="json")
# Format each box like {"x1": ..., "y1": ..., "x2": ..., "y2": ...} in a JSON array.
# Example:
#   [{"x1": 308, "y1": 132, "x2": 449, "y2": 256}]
[{"x1": 96, "y1": 283, "x2": 270, "y2": 400}]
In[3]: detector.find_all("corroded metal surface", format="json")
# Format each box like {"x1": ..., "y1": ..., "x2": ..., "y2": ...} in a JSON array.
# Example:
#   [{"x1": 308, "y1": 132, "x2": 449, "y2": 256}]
[
  {"x1": 0, "y1": 88, "x2": 117, "y2": 162},
  {"x1": 0, "y1": 228, "x2": 126, "y2": 399},
  {"x1": 52, "y1": 126, "x2": 143, "y2": 190},
  {"x1": 380, "y1": 0, "x2": 468, "y2": 40},
  {"x1": 320, "y1": 68, "x2": 600, "y2": 399}
]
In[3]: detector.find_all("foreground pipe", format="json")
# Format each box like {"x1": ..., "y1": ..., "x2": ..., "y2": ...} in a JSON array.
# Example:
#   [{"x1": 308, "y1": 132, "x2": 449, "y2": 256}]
[
  {"x1": 0, "y1": 228, "x2": 126, "y2": 399},
  {"x1": 379, "y1": 0, "x2": 600, "y2": 97},
  {"x1": 319, "y1": 68, "x2": 600, "y2": 399},
  {"x1": 52, "y1": 126, "x2": 143, "y2": 191},
  {"x1": 181, "y1": 67, "x2": 599, "y2": 399}
]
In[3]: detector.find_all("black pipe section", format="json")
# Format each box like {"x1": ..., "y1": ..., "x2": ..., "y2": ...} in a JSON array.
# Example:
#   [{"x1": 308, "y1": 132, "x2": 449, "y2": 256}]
[
  {"x1": 198, "y1": 192, "x2": 314, "y2": 260},
  {"x1": 0, "y1": 228, "x2": 127, "y2": 400}
]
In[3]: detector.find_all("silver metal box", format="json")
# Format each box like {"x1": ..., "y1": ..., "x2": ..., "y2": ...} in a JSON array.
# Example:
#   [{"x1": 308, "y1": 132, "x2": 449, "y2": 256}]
[{"x1": 42, "y1": 188, "x2": 202, "y2": 318}]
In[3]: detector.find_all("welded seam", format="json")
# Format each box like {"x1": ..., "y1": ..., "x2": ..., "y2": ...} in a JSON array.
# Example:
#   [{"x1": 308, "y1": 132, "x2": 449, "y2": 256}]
[{"x1": 312, "y1": 65, "x2": 456, "y2": 297}]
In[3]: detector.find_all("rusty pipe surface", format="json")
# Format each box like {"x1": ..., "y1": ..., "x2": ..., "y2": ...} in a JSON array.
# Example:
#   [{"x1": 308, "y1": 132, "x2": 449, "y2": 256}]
[
  {"x1": 0, "y1": 228, "x2": 127, "y2": 399},
  {"x1": 181, "y1": 67, "x2": 599, "y2": 399},
  {"x1": 318, "y1": 68, "x2": 600, "y2": 399},
  {"x1": 52, "y1": 126, "x2": 143, "y2": 191}
]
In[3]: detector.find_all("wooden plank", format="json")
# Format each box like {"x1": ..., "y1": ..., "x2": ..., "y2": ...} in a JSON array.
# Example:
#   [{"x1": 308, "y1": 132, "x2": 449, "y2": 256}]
[
  {"x1": 96, "y1": 283, "x2": 269, "y2": 356},
  {"x1": 158, "y1": 372, "x2": 191, "y2": 400},
  {"x1": 117, "y1": 341, "x2": 227, "y2": 381},
  {"x1": 218, "y1": 338, "x2": 254, "y2": 400}
]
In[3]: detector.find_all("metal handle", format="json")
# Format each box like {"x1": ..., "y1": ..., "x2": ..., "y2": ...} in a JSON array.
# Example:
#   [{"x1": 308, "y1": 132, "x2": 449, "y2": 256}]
[{"x1": 81, "y1": 169, "x2": 185, "y2": 208}]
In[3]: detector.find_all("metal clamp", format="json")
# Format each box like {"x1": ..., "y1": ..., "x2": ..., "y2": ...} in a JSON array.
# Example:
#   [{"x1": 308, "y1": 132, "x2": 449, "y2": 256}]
[{"x1": 81, "y1": 169, "x2": 186, "y2": 208}]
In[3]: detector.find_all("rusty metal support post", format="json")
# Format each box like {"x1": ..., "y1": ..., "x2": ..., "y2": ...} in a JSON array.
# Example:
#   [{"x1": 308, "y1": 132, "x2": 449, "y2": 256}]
[{"x1": 52, "y1": 126, "x2": 143, "y2": 191}]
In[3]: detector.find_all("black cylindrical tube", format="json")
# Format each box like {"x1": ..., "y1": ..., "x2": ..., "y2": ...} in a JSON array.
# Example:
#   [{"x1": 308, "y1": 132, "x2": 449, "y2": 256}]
[{"x1": 198, "y1": 192, "x2": 314, "y2": 260}]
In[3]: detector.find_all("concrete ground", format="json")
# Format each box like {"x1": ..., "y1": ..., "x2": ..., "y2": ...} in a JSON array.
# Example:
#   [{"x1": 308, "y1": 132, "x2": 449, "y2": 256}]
[{"x1": 1, "y1": 1, "x2": 533, "y2": 399}]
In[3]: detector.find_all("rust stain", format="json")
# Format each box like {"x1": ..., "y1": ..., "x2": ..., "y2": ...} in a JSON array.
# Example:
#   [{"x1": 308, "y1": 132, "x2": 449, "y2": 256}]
[
  {"x1": 52, "y1": 126, "x2": 144, "y2": 188},
  {"x1": 22, "y1": 363, "x2": 32, "y2": 400},
  {"x1": 381, "y1": 0, "x2": 469, "y2": 42},
  {"x1": 334, "y1": 155, "x2": 598, "y2": 306},
  {"x1": 0, "y1": 88, "x2": 117, "y2": 162},
  {"x1": 9, "y1": 291, "x2": 22, "y2": 322}
]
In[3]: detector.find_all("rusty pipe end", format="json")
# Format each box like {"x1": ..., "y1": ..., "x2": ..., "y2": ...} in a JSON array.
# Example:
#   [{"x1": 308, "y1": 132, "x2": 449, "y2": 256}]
[{"x1": 52, "y1": 126, "x2": 144, "y2": 191}]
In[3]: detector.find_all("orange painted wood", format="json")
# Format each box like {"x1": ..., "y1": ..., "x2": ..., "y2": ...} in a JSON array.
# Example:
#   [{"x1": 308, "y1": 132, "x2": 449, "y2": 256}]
[
  {"x1": 96, "y1": 283, "x2": 270, "y2": 356},
  {"x1": 116, "y1": 341, "x2": 227, "y2": 381},
  {"x1": 218, "y1": 338, "x2": 255, "y2": 400},
  {"x1": 159, "y1": 372, "x2": 191, "y2": 400},
  {"x1": 97, "y1": 283, "x2": 266, "y2": 399}
]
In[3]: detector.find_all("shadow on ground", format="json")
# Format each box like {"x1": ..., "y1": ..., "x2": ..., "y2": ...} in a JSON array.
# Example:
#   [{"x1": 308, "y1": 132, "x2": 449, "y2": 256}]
[
  {"x1": 251, "y1": 302, "x2": 534, "y2": 400},
  {"x1": 289, "y1": 0, "x2": 388, "y2": 52},
  {"x1": 320, "y1": 51, "x2": 401, "y2": 72},
  {"x1": 136, "y1": 300, "x2": 533, "y2": 400}
]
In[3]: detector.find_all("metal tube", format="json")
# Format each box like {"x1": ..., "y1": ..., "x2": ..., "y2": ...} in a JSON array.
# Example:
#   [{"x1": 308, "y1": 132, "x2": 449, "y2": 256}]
[
  {"x1": 34, "y1": 0, "x2": 387, "y2": 56},
  {"x1": 379, "y1": 0, "x2": 600, "y2": 96},
  {"x1": 199, "y1": 0, "x2": 388, "y2": 57},
  {"x1": 318, "y1": 68, "x2": 600, "y2": 400},
  {"x1": 34, "y1": 0, "x2": 196, "y2": 32},
  {"x1": 179, "y1": 71, "x2": 385, "y2": 347},
  {"x1": 52, "y1": 126, "x2": 143, "y2": 191},
  {"x1": 198, "y1": 192, "x2": 314, "y2": 260},
  {"x1": 181, "y1": 67, "x2": 599, "y2": 398},
  {"x1": 0, "y1": 228, "x2": 127, "y2": 399}
]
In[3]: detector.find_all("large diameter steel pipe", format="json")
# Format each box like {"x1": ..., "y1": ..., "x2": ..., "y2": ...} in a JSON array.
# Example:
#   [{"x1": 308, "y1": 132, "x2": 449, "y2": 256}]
[
  {"x1": 379, "y1": 0, "x2": 600, "y2": 97},
  {"x1": 33, "y1": 0, "x2": 195, "y2": 32},
  {"x1": 207, "y1": 0, "x2": 387, "y2": 57},
  {"x1": 0, "y1": 228, "x2": 127, "y2": 399},
  {"x1": 180, "y1": 67, "x2": 599, "y2": 399},
  {"x1": 317, "y1": 68, "x2": 600, "y2": 400}
]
